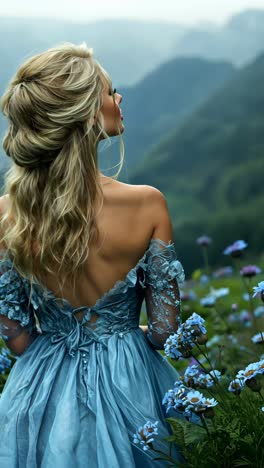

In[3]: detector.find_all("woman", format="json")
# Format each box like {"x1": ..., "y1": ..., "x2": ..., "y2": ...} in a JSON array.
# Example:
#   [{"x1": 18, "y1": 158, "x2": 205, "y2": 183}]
[{"x1": 0, "y1": 42, "x2": 186, "y2": 467}]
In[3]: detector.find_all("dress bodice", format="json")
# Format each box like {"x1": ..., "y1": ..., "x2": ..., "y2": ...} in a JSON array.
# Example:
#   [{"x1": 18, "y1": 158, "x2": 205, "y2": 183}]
[{"x1": 0, "y1": 238, "x2": 185, "y2": 357}]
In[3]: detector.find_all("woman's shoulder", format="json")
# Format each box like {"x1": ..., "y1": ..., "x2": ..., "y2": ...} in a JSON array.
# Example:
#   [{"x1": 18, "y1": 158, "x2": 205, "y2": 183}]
[{"x1": 105, "y1": 178, "x2": 162, "y2": 201}]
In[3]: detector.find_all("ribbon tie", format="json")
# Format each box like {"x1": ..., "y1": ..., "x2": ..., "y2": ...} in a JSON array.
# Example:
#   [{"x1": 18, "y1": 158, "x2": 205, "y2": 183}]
[{"x1": 49, "y1": 308, "x2": 108, "y2": 357}]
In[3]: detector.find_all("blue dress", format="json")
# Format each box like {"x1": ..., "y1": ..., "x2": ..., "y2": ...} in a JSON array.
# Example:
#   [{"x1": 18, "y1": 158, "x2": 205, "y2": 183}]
[{"x1": 0, "y1": 238, "x2": 187, "y2": 467}]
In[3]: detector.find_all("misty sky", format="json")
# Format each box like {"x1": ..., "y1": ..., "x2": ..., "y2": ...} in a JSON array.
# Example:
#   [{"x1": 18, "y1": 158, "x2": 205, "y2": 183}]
[{"x1": 1, "y1": 0, "x2": 264, "y2": 25}]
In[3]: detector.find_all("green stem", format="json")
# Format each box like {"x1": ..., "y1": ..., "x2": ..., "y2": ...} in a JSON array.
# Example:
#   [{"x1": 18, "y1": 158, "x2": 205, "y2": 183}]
[
  {"x1": 195, "y1": 342, "x2": 216, "y2": 379},
  {"x1": 148, "y1": 443, "x2": 178, "y2": 464},
  {"x1": 191, "y1": 348, "x2": 227, "y2": 408},
  {"x1": 258, "y1": 390, "x2": 264, "y2": 402},
  {"x1": 210, "y1": 305, "x2": 230, "y2": 333},
  {"x1": 244, "y1": 277, "x2": 259, "y2": 332},
  {"x1": 198, "y1": 414, "x2": 211, "y2": 438},
  {"x1": 190, "y1": 354, "x2": 224, "y2": 405},
  {"x1": 202, "y1": 247, "x2": 210, "y2": 276}
]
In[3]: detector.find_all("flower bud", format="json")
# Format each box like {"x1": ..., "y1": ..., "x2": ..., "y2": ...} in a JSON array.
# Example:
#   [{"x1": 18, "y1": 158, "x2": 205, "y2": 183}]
[
  {"x1": 245, "y1": 377, "x2": 262, "y2": 392},
  {"x1": 203, "y1": 407, "x2": 215, "y2": 419},
  {"x1": 196, "y1": 334, "x2": 208, "y2": 345}
]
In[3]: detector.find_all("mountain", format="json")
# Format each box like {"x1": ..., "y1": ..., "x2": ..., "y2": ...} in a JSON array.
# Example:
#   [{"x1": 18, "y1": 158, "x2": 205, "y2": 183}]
[
  {"x1": 129, "y1": 53, "x2": 264, "y2": 274},
  {"x1": 174, "y1": 9, "x2": 264, "y2": 66},
  {"x1": 118, "y1": 57, "x2": 235, "y2": 170}
]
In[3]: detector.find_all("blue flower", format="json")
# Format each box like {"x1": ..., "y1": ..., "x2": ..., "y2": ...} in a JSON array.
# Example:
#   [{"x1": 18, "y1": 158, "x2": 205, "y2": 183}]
[
  {"x1": 162, "y1": 384, "x2": 188, "y2": 414},
  {"x1": 223, "y1": 240, "x2": 248, "y2": 257},
  {"x1": 252, "y1": 281, "x2": 264, "y2": 302},
  {"x1": 254, "y1": 306, "x2": 264, "y2": 318},
  {"x1": 164, "y1": 313, "x2": 207, "y2": 360},
  {"x1": 133, "y1": 421, "x2": 159, "y2": 451},
  {"x1": 185, "y1": 312, "x2": 207, "y2": 335},
  {"x1": 251, "y1": 332, "x2": 264, "y2": 344},
  {"x1": 200, "y1": 295, "x2": 216, "y2": 307},
  {"x1": 209, "y1": 287, "x2": 230, "y2": 299},
  {"x1": 200, "y1": 274, "x2": 210, "y2": 284},
  {"x1": 239, "y1": 310, "x2": 252, "y2": 327}
]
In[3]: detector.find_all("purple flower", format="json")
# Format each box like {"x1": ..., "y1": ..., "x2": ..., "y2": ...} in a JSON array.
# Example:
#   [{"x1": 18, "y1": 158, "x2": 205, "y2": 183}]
[
  {"x1": 231, "y1": 303, "x2": 238, "y2": 311},
  {"x1": 197, "y1": 236, "x2": 212, "y2": 247},
  {"x1": 240, "y1": 265, "x2": 262, "y2": 278},
  {"x1": 223, "y1": 240, "x2": 248, "y2": 257}
]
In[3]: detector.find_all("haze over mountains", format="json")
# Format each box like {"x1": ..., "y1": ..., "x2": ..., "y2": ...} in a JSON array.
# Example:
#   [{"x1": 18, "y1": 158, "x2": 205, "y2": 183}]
[{"x1": 173, "y1": 10, "x2": 264, "y2": 66}]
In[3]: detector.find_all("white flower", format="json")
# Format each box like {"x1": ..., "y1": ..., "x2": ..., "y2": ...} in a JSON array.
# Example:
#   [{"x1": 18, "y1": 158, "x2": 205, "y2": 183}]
[
  {"x1": 209, "y1": 287, "x2": 230, "y2": 299},
  {"x1": 209, "y1": 370, "x2": 221, "y2": 381},
  {"x1": 251, "y1": 332, "x2": 264, "y2": 344},
  {"x1": 237, "y1": 362, "x2": 260, "y2": 381},
  {"x1": 184, "y1": 390, "x2": 204, "y2": 407},
  {"x1": 252, "y1": 281, "x2": 264, "y2": 299},
  {"x1": 228, "y1": 378, "x2": 245, "y2": 393},
  {"x1": 202, "y1": 397, "x2": 218, "y2": 408}
]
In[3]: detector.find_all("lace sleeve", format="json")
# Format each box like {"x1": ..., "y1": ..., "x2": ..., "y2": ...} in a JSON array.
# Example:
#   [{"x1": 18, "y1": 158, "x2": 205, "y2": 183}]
[
  {"x1": 144, "y1": 239, "x2": 185, "y2": 350},
  {"x1": 0, "y1": 252, "x2": 39, "y2": 356}
]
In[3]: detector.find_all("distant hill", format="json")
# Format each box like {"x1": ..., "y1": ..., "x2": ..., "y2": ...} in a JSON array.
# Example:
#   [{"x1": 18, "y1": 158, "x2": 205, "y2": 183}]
[
  {"x1": 174, "y1": 9, "x2": 264, "y2": 66},
  {"x1": 119, "y1": 57, "x2": 235, "y2": 170},
  {"x1": 129, "y1": 53, "x2": 264, "y2": 274}
]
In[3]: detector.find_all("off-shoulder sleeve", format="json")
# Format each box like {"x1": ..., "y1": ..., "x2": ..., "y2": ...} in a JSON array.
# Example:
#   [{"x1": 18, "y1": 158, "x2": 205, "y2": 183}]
[
  {"x1": 0, "y1": 252, "x2": 39, "y2": 356},
  {"x1": 144, "y1": 239, "x2": 185, "y2": 350}
]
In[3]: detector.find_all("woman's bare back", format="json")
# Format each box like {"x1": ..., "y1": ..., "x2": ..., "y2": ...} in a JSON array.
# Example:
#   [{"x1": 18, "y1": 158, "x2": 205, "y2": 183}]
[
  {"x1": 0, "y1": 176, "x2": 156, "y2": 310},
  {"x1": 48, "y1": 177, "x2": 154, "y2": 308}
]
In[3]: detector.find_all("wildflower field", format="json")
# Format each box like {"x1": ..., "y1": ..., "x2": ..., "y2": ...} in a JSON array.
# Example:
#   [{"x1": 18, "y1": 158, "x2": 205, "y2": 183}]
[
  {"x1": 136, "y1": 237, "x2": 264, "y2": 467},
  {"x1": 1, "y1": 237, "x2": 264, "y2": 467}
]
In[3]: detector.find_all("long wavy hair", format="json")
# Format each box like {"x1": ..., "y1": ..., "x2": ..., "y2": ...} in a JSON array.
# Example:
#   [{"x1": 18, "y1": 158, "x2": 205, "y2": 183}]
[{"x1": 0, "y1": 42, "x2": 124, "y2": 304}]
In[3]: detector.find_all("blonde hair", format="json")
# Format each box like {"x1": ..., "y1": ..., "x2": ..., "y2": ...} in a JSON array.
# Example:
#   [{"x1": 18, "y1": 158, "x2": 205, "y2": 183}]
[{"x1": 0, "y1": 41, "x2": 124, "y2": 304}]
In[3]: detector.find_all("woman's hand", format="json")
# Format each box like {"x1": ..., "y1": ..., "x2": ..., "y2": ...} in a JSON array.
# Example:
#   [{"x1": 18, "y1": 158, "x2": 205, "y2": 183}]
[{"x1": 139, "y1": 325, "x2": 148, "y2": 336}]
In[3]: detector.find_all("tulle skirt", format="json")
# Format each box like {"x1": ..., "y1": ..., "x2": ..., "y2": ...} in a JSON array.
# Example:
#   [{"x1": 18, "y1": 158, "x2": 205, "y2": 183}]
[{"x1": 0, "y1": 327, "x2": 187, "y2": 467}]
